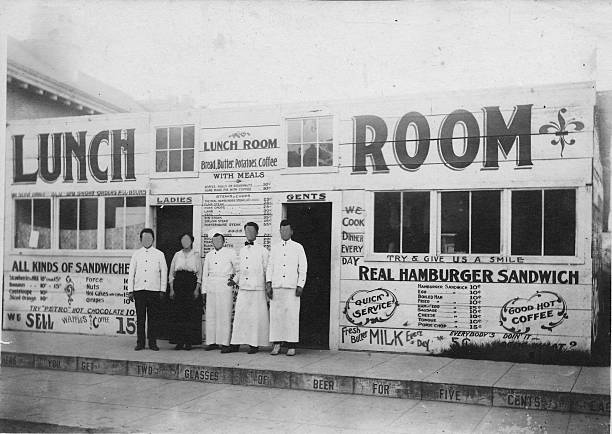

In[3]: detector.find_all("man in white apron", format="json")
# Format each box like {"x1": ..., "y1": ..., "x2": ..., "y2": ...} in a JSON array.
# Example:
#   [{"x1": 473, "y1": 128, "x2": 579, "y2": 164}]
[
  {"x1": 202, "y1": 231, "x2": 238, "y2": 352},
  {"x1": 266, "y1": 219, "x2": 307, "y2": 356},
  {"x1": 229, "y1": 222, "x2": 270, "y2": 354}
]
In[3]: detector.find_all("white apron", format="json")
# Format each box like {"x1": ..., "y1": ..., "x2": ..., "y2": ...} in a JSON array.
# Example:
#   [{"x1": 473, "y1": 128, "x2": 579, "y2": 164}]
[
  {"x1": 269, "y1": 288, "x2": 301, "y2": 342},
  {"x1": 230, "y1": 289, "x2": 270, "y2": 347},
  {"x1": 205, "y1": 277, "x2": 234, "y2": 346}
]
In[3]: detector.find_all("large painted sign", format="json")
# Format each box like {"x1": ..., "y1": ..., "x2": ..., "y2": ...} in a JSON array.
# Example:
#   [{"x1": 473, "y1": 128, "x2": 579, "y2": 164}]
[
  {"x1": 4, "y1": 256, "x2": 134, "y2": 336},
  {"x1": 200, "y1": 124, "x2": 280, "y2": 253}
]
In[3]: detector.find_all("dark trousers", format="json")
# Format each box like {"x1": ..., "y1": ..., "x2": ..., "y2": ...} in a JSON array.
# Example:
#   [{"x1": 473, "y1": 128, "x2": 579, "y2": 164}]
[
  {"x1": 170, "y1": 271, "x2": 203, "y2": 345},
  {"x1": 134, "y1": 290, "x2": 161, "y2": 345}
]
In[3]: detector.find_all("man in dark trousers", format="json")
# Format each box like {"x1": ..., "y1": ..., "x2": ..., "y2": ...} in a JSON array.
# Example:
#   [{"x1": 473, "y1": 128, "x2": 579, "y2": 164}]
[{"x1": 127, "y1": 228, "x2": 168, "y2": 351}]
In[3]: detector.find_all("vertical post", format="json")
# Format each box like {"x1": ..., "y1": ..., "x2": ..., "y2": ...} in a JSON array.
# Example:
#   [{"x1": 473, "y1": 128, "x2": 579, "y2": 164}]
[{"x1": 0, "y1": 32, "x2": 7, "y2": 351}]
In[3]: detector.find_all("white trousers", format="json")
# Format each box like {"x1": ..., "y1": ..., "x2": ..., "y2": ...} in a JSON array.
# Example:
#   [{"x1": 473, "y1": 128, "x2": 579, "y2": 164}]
[
  {"x1": 205, "y1": 277, "x2": 233, "y2": 346},
  {"x1": 230, "y1": 289, "x2": 270, "y2": 347},
  {"x1": 269, "y1": 287, "x2": 300, "y2": 343}
]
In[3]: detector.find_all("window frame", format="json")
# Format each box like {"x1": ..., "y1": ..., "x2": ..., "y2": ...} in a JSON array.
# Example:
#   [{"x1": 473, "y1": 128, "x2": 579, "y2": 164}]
[
  {"x1": 282, "y1": 112, "x2": 338, "y2": 174},
  {"x1": 509, "y1": 188, "x2": 579, "y2": 259},
  {"x1": 372, "y1": 190, "x2": 432, "y2": 254},
  {"x1": 104, "y1": 196, "x2": 147, "y2": 251},
  {"x1": 14, "y1": 198, "x2": 53, "y2": 250},
  {"x1": 11, "y1": 195, "x2": 148, "y2": 254},
  {"x1": 438, "y1": 190, "x2": 502, "y2": 255},
  {"x1": 152, "y1": 124, "x2": 198, "y2": 178},
  {"x1": 365, "y1": 188, "x2": 585, "y2": 264},
  {"x1": 59, "y1": 197, "x2": 99, "y2": 250}
]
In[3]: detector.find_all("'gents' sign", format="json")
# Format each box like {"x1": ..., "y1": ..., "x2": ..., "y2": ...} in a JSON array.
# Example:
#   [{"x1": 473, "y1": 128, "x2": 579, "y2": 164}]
[{"x1": 13, "y1": 129, "x2": 136, "y2": 183}]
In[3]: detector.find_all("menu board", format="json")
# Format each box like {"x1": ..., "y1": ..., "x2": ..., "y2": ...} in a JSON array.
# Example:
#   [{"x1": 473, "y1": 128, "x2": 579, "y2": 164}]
[
  {"x1": 3, "y1": 255, "x2": 134, "y2": 336},
  {"x1": 200, "y1": 124, "x2": 279, "y2": 254},
  {"x1": 201, "y1": 192, "x2": 273, "y2": 254},
  {"x1": 415, "y1": 283, "x2": 483, "y2": 330}
]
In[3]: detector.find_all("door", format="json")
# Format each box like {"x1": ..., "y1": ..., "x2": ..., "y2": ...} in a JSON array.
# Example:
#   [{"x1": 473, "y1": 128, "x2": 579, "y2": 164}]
[
  {"x1": 155, "y1": 205, "x2": 194, "y2": 267},
  {"x1": 154, "y1": 205, "x2": 194, "y2": 339},
  {"x1": 286, "y1": 203, "x2": 332, "y2": 349}
]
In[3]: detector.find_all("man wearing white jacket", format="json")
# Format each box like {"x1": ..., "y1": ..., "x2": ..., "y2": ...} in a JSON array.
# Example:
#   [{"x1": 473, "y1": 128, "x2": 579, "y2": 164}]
[
  {"x1": 229, "y1": 222, "x2": 270, "y2": 354},
  {"x1": 202, "y1": 231, "x2": 238, "y2": 353},
  {"x1": 266, "y1": 219, "x2": 307, "y2": 356}
]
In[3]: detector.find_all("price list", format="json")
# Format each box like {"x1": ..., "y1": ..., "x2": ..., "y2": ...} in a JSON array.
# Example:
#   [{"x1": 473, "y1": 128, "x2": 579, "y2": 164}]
[
  {"x1": 202, "y1": 190, "x2": 273, "y2": 253},
  {"x1": 416, "y1": 283, "x2": 483, "y2": 330}
]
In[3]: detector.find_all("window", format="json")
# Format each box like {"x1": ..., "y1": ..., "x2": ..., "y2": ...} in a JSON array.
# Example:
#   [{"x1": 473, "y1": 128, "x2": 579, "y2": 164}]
[
  {"x1": 105, "y1": 197, "x2": 146, "y2": 249},
  {"x1": 287, "y1": 116, "x2": 333, "y2": 168},
  {"x1": 374, "y1": 192, "x2": 430, "y2": 253},
  {"x1": 59, "y1": 198, "x2": 98, "y2": 249},
  {"x1": 14, "y1": 199, "x2": 51, "y2": 249},
  {"x1": 440, "y1": 191, "x2": 501, "y2": 254},
  {"x1": 511, "y1": 189, "x2": 575, "y2": 256},
  {"x1": 156, "y1": 126, "x2": 195, "y2": 172}
]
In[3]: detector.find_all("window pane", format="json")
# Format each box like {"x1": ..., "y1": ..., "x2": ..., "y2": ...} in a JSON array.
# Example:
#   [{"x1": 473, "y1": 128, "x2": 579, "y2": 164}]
[
  {"x1": 544, "y1": 189, "x2": 575, "y2": 256},
  {"x1": 288, "y1": 143, "x2": 301, "y2": 167},
  {"x1": 183, "y1": 149, "x2": 194, "y2": 171},
  {"x1": 471, "y1": 191, "x2": 500, "y2": 254},
  {"x1": 169, "y1": 150, "x2": 182, "y2": 171},
  {"x1": 287, "y1": 120, "x2": 301, "y2": 143},
  {"x1": 15, "y1": 200, "x2": 32, "y2": 248},
  {"x1": 303, "y1": 143, "x2": 317, "y2": 167},
  {"x1": 156, "y1": 151, "x2": 167, "y2": 172},
  {"x1": 60, "y1": 199, "x2": 78, "y2": 249},
  {"x1": 33, "y1": 199, "x2": 51, "y2": 249},
  {"x1": 319, "y1": 142, "x2": 333, "y2": 166},
  {"x1": 318, "y1": 117, "x2": 333, "y2": 142},
  {"x1": 79, "y1": 198, "x2": 98, "y2": 249},
  {"x1": 512, "y1": 190, "x2": 542, "y2": 255},
  {"x1": 183, "y1": 126, "x2": 194, "y2": 149},
  {"x1": 105, "y1": 197, "x2": 124, "y2": 249},
  {"x1": 156, "y1": 128, "x2": 168, "y2": 149},
  {"x1": 303, "y1": 119, "x2": 317, "y2": 142},
  {"x1": 374, "y1": 192, "x2": 401, "y2": 253},
  {"x1": 169, "y1": 127, "x2": 182, "y2": 149},
  {"x1": 402, "y1": 192, "x2": 429, "y2": 253},
  {"x1": 441, "y1": 191, "x2": 469, "y2": 253},
  {"x1": 125, "y1": 197, "x2": 146, "y2": 249}
]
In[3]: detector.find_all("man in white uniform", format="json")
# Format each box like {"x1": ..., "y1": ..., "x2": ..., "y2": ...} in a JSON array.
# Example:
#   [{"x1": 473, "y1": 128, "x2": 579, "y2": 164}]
[
  {"x1": 229, "y1": 222, "x2": 270, "y2": 354},
  {"x1": 202, "y1": 231, "x2": 238, "y2": 352},
  {"x1": 266, "y1": 219, "x2": 307, "y2": 356},
  {"x1": 127, "y1": 228, "x2": 168, "y2": 351}
]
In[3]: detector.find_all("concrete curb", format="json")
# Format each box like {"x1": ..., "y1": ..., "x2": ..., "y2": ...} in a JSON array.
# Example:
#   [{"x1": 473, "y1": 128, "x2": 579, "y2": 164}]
[{"x1": 2, "y1": 350, "x2": 608, "y2": 415}]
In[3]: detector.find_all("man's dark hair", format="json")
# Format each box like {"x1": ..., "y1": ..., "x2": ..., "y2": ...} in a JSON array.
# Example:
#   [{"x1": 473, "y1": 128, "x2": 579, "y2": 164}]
[
  {"x1": 280, "y1": 219, "x2": 292, "y2": 229},
  {"x1": 212, "y1": 233, "x2": 225, "y2": 242},
  {"x1": 179, "y1": 232, "x2": 195, "y2": 243},
  {"x1": 140, "y1": 228, "x2": 155, "y2": 240},
  {"x1": 244, "y1": 222, "x2": 259, "y2": 233}
]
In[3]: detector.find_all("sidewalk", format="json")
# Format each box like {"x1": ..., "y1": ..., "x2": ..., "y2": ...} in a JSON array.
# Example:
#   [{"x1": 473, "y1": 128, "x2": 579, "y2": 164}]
[
  {"x1": 1, "y1": 367, "x2": 609, "y2": 433},
  {"x1": 0, "y1": 331, "x2": 609, "y2": 416}
]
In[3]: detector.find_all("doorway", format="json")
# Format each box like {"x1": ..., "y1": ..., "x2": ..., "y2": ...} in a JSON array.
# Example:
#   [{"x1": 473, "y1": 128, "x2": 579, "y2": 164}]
[
  {"x1": 155, "y1": 205, "x2": 194, "y2": 267},
  {"x1": 285, "y1": 202, "x2": 332, "y2": 349},
  {"x1": 154, "y1": 205, "x2": 194, "y2": 340}
]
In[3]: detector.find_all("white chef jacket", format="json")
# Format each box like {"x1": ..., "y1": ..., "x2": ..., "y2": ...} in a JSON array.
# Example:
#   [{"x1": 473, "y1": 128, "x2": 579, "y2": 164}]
[
  {"x1": 201, "y1": 247, "x2": 237, "y2": 293},
  {"x1": 235, "y1": 242, "x2": 268, "y2": 291},
  {"x1": 128, "y1": 246, "x2": 168, "y2": 292},
  {"x1": 266, "y1": 239, "x2": 307, "y2": 289},
  {"x1": 169, "y1": 249, "x2": 202, "y2": 284}
]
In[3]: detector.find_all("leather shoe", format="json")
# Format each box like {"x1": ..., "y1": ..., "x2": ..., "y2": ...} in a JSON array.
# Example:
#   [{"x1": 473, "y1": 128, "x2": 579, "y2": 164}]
[
  {"x1": 270, "y1": 343, "x2": 281, "y2": 355},
  {"x1": 205, "y1": 344, "x2": 219, "y2": 351},
  {"x1": 220, "y1": 346, "x2": 232, "y2": 353},
  {"x1": 134, "y1": 344, "x2": 145, "y2": 351},
  {"x1": 247, "y1": 346, "x2": 259, "y2": 354},
  {"x1": 184, "y1": 344, "x2": 192, "y2": 351},
  {"x1": 149, "y1": 343, "x2": 160, "y2": 351},
  {"x1": 286, "y1": 348, "x2": 296, "y2": 356},
  {"x1": 174, "y1": 344, "x2": 183, "y2": 350}
]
